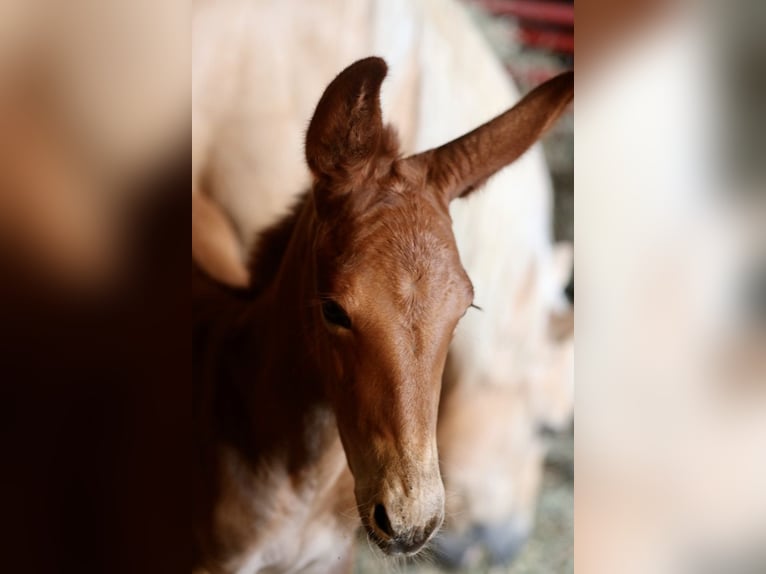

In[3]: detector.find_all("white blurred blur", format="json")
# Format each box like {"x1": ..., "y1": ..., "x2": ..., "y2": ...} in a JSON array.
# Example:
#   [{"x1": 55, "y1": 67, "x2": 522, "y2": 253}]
[{"x1": 576, "y1": 2, "x2": 766, "y2": 572}]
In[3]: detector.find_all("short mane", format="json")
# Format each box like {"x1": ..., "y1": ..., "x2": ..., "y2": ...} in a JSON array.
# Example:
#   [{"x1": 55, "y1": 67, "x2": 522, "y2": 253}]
[{"x1": 246, "y1": 192, "x2": 308, "y2": 295}]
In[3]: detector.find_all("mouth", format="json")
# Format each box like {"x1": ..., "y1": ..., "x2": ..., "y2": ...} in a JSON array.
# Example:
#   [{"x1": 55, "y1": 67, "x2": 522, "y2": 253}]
[{"x1": 365, "y1": 528, "x2": 432, "y2": 557}]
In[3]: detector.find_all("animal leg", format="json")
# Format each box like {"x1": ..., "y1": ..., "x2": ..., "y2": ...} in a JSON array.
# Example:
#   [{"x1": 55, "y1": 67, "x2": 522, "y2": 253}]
[{"x1": 192, "y1": 188, "x2": 250, "y2": 288}]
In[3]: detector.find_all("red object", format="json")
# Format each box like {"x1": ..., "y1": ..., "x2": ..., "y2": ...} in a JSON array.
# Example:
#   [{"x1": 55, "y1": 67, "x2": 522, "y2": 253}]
[
  {"x1": 470, "y1": 0, "x2": 574, "y2": 55},
  {"x1": 474, "y1": 0, "x2": 574, "y2": 27},
  {"x1": 468, "y1": 0, "x2": 574, "y2": 84},
  {"x1": 517, "y1": 26, "x2": 574, "y2": 54}
]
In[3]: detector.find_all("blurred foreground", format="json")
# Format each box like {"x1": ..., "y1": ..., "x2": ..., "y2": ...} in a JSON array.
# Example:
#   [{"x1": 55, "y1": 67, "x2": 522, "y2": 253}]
[{"x1": 576, "y1": 1, "x2": 766, "y2": 573}]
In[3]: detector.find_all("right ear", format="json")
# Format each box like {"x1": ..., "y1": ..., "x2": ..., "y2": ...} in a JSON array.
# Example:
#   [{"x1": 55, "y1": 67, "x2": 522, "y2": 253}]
[
  {"x1": 305, "y1": 57, "x2": 388, "y2": 211},
  {"x1": 405, "y1": 71, "x2": 573, "y2": 200}
]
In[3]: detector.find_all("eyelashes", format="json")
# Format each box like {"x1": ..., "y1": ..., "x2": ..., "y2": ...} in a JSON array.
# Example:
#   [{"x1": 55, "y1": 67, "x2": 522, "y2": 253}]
[{"x1": 321, "y1": 299, "x2": 352, "y2": 329}]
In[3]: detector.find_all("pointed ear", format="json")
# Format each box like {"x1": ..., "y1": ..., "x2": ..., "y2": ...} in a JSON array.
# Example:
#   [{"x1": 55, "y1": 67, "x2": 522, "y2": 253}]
[
  {"x1": 407, "y1": 71, "x2": 573, "y2": 200},
  {"x1": 305, "y1": 57, "x2": 388, "y2": 191}
]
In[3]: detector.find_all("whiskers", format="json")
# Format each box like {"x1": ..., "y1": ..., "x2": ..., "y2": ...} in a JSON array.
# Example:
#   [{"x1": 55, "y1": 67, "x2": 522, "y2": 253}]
[
  {"x1": 335, "y1": 491, "x2": 376, "y2": 532},
  {"x1": 336, "y1": 505, "x2": 362, "y2": 528},
  {"x1": 405, "y1": 541, "x2": 440, "y2": 571},
  {"x1": 354, "y1": 532, "x2": 442, "y2": 574},
  {"x1": 356, "y1": 532, "x2": 407, "y2": 574}
]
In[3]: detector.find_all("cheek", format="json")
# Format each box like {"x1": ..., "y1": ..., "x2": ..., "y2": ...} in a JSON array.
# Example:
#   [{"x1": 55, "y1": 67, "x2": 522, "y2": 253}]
[
  {"x1": 322, "y1": 338, "x2": 359, "y2": 400},
  {"x1": 436, "y1": 328, "x2": 458, "y2": 369},
  {"x1": 329, "y1": 346, "x2": 345, "y2": 378}
]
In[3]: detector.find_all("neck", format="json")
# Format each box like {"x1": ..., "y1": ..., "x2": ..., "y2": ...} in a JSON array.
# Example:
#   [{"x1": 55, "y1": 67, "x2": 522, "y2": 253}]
[{"x1": 194, "y1": 192, "x2": 339, "y2": 474}]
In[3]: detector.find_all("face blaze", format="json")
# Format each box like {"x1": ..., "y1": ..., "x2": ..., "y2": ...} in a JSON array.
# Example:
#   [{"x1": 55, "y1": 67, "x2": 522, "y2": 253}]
[
  {"x1": 312, "y1": 177, "x2": 472, "y2": 553},
  {"x1": 303, "y1": 57, "x2": 573, "y2": 554}
]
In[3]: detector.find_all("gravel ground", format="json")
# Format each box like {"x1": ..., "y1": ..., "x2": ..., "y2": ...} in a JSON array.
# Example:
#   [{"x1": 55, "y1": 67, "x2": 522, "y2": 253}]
[
  {"x1": 507, "y1": 431, "x2": 573, "y2": 574},
  {"x1": 354, "y1": 430, "x2": 574, "y2": 574}
]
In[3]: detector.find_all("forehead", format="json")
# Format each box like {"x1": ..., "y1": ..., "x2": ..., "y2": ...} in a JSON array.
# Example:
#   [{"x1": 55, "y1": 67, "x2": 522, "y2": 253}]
[{"x1": 319, "y1": 189, "x2": 472, "y2": 303}]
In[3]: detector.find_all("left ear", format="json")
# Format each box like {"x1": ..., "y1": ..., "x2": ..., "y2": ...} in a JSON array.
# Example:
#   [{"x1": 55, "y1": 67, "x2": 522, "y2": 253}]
[
  {"x1": 305, "y1": 57, "x2": 388, "y2": 186},
  {"x1": 405, "y1": 71, "x2": 573, "y2": 200}
]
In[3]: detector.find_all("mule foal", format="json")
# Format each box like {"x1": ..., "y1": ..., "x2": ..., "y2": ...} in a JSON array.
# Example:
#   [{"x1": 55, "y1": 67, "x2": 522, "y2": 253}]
[{"x1": 193, "y1": 57, "x2": 573, "y2": 573}]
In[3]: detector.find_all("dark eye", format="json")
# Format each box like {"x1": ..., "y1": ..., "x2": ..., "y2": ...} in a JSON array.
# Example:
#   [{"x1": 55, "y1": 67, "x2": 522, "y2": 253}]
[{"x1": 321, "y1": 300, "x2": 352, "y2": 329}]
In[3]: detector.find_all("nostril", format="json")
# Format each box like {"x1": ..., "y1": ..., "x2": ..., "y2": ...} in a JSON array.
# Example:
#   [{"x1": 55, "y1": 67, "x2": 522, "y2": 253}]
[{"x1": 373, "y1": 503, "x2": 394, "y2": 539}]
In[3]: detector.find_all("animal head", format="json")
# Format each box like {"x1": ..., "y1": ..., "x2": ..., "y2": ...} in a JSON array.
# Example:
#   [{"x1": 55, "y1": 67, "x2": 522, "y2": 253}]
[
  {"x1": 434, "y1": 382, "x2": 545, "y2": 568},
  {"x1": 433, "y1": 241, "x2": 574, "y2": 567},
  {"x1": 303, "y1": 57, "x2": 573, "y2": 555}
]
